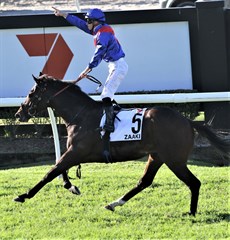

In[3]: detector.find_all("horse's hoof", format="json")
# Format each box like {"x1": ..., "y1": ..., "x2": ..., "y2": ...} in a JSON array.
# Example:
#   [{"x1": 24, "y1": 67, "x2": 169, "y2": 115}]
[
  {"x1": 13, "y1": 193, "x2": 28, "y2": 203},
  {"x1": 69, "y1": 186, "x2": 81, "y2": 195},
  {"x1": 14, "y1": 196, "x2": 25, "y2": 203},
  {"x1": 104, "y1": 205, "x2": 115, "y2": 212}
]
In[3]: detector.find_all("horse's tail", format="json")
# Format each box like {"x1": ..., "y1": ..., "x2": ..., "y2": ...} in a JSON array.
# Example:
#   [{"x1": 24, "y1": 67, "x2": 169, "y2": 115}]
[{"x1": 189, "y1": 120, "x2": 230, "y2": 156}]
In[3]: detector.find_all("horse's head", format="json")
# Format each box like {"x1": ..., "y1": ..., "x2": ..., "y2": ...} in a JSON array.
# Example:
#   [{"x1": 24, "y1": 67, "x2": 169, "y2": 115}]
[{"x1": 15, "y1": 75, "x2": 53, "y2": 122}]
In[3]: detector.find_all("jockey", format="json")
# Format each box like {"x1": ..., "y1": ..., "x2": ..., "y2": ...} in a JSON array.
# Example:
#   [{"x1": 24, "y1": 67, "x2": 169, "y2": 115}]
[{"x1": 53, "y1": 7, "x2": 128, "y2": 133}]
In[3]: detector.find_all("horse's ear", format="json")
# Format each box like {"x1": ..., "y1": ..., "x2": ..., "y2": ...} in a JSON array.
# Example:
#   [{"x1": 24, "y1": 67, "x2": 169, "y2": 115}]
[
  {"x1": 32, "y1": 74, "x2": 40, "y2": 84},
  {"x1": 39, "y1": 72, "x2": 43, "y2": 77}
]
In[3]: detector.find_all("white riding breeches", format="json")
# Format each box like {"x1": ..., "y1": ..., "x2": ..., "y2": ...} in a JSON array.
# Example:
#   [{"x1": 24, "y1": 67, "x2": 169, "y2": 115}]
[{"x1": 101, "y1": 58, "x2": 128, "y2": 100}]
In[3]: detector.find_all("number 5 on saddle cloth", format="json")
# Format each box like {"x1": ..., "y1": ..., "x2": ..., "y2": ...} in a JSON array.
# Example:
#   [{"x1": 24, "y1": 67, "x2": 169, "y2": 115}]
[{"x1": 100, "y1": 107, "x2": 147, "y2": 163}]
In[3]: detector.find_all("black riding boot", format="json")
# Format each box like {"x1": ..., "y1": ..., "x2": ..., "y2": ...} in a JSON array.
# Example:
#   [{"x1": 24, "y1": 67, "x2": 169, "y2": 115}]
[
  {"x1": 104, "y1": 106, "x2": 115, "y2": 132},
  {"x1": 102, "y1": 97, "x2": 114, "y2": 163},
  {"x1": 102, "y1": 98, "x2": 115, "y2": 133}
]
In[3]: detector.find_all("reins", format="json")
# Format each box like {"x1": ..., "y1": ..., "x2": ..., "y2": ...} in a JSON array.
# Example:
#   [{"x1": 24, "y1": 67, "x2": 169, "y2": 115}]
[
  {"x1": 86, "y1": 75, "x2": 102, "y2": 88},
  {"x1": 51, "y1": 75, "x2": 102, "y2": 99},
  {"x1": 74, "y1": 75, "x2": 102, "y2": 92},
  {"x1": 51, "y1": 83, "x2": 72, "y2": 98}
]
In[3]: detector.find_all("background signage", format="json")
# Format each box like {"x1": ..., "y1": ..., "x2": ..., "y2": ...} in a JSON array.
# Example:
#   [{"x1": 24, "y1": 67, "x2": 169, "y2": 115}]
[{"x1": 0, "y1": 21, "x2": 192, "y2": 98}]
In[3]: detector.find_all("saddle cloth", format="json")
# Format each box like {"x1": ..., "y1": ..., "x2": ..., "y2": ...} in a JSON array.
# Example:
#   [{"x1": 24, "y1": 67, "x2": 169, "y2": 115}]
[{"x1": 100, "y1": 108, "x2": 147, "y2": 142}]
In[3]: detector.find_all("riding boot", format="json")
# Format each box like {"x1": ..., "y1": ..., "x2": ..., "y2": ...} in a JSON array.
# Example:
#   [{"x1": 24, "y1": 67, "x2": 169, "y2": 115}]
[
  {"x1": 102, "y1": 97, "x2": 115, "y2": 133},
  {"x1": 102, "y1": 97, "x2": 114, "y2": 163},
  {"x1": 104, "y1": 105, "x2": 115, "y2": 133}
]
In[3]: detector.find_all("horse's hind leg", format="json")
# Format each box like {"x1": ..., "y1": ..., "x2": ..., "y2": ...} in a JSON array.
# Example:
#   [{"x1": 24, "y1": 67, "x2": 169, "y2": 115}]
[
  {"x1": 105, "y1": 153, "x2": 163, "y2": 211},
  {"x1": 167, "y1": 163, "x2": 201, "y2": 216}
]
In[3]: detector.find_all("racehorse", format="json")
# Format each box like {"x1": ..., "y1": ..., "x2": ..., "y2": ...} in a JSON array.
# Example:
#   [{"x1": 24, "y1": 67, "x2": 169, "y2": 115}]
[{"x1": 14, "y1": 75, "x2": 230, "y2": 216}]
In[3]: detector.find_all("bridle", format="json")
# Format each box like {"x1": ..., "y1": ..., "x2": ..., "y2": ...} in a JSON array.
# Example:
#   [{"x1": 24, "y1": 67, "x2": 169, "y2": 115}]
[{"x1": 22, "y1": 75, "x2": 102, "y2": 120}]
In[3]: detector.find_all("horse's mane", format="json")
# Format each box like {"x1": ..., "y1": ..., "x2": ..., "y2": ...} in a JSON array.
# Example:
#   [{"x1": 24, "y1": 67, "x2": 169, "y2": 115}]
[{"x1": 37, "y1": 75, "x2": 98, "y2": 103}]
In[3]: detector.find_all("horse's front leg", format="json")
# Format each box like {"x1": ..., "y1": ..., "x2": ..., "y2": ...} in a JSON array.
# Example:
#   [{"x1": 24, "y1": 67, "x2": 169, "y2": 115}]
[
  {"x1": 62, "y1": 171, "x2": 81, "y2": 195},
  {"x1": 14, "y1": 149, "x2": 78, "y2": 203},
  {"x1": 105, "y1": 154, "x2": 163, "y2": 211}
]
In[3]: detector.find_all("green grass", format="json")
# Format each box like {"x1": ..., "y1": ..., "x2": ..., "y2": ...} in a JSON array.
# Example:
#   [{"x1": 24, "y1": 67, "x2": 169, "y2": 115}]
[
  {"x1": 0, "y1": 118, "x2": 51, "y2": 126},
  {"x1": 194, "y1": 111, "x2": 204, "y2": 121},
  {"x1": 0, "y1": 161, "x2": 229, "y2": 239}
]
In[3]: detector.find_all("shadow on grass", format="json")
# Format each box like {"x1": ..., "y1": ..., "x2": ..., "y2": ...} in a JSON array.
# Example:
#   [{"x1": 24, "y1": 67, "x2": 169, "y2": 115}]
[
  {"x1": 187, "y1": 159, "x2": 220, "y2": 167},
  {"x1": 194, "y1": 213, "x2": 230, "y2": 224},
  {"x1": 216, "y1": 213, "x2": 230, "y2": 223}
]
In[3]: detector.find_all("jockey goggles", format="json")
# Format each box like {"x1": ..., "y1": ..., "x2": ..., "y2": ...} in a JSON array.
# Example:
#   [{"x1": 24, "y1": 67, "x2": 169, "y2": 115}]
[{"x1": 86, "y1": 18, "x2": 94, "y2": 24}]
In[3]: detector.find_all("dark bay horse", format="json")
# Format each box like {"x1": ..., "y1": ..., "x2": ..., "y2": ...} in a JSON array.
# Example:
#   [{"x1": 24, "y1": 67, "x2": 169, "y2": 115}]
[{"x1": 14, "y1": 75, "x2": 230, "y2": 216}]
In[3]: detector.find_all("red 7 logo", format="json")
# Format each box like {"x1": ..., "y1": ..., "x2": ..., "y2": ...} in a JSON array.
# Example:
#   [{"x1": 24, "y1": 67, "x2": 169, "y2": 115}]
[{"x1": 17, "y1": 33, "x2": 73, "y2": 79}]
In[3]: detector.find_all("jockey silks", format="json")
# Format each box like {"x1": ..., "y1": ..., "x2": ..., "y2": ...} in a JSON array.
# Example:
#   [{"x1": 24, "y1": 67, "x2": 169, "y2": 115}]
[{"x1": 66, "y1": 14, "x2": 125, "y2": 69}]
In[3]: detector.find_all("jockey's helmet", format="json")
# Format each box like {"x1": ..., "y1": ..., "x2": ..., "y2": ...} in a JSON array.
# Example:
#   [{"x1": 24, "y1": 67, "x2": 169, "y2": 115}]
[{"x1": 85, "y1": 9, "x2": 106, "y2": 22}]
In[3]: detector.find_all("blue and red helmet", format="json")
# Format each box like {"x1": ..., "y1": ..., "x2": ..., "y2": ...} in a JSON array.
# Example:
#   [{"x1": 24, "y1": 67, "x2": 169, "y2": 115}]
[{"x1": 85, "y1": 8, "x2": 106, "y2": 22}]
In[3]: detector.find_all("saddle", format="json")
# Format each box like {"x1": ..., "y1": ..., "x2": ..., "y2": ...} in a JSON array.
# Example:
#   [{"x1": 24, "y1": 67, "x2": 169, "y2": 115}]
[{"x1": 102, "y1": 102, "x2": 146, "y2": 163}]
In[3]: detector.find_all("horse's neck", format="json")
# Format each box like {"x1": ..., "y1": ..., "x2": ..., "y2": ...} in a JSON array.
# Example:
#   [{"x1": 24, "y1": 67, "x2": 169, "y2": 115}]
[{"x1": 49, "y1": 88, "x2": 101, "y2": 126}]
